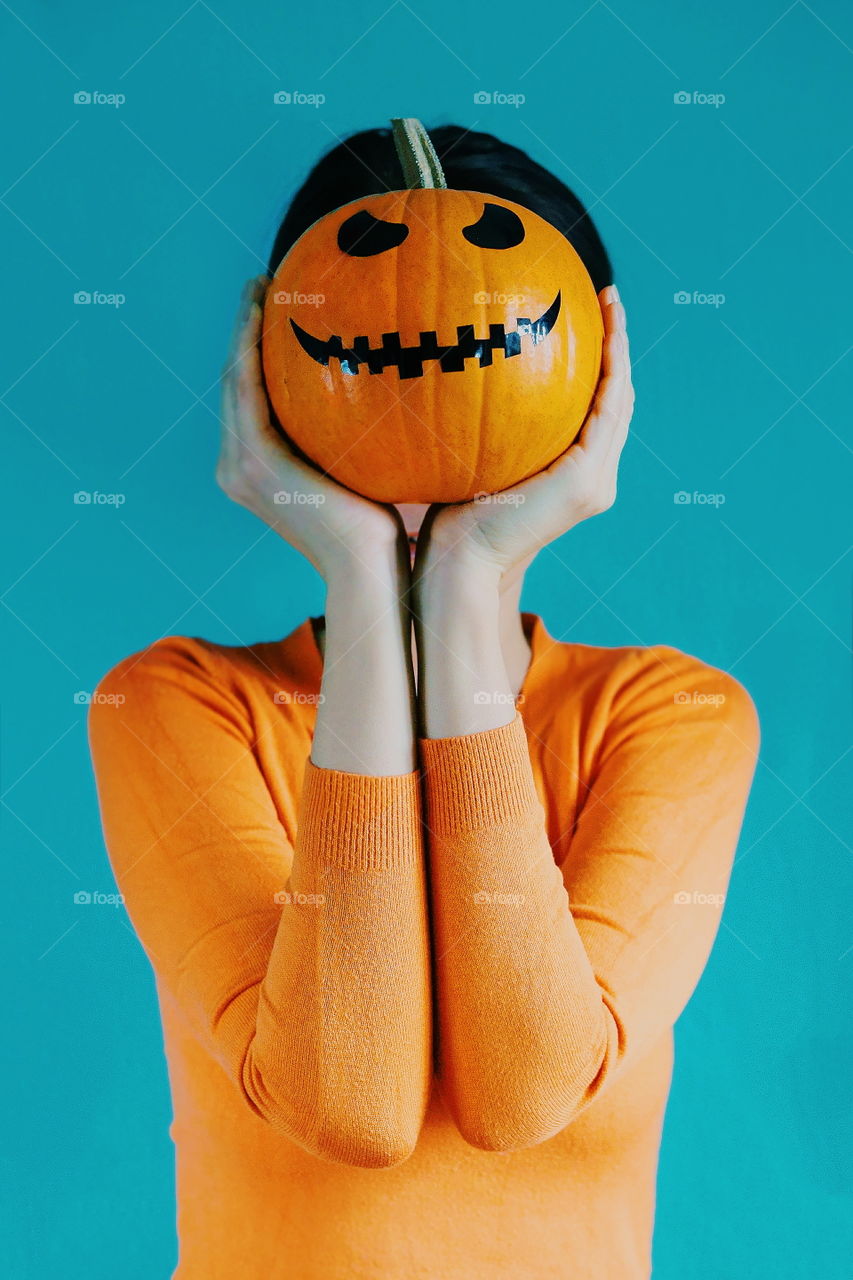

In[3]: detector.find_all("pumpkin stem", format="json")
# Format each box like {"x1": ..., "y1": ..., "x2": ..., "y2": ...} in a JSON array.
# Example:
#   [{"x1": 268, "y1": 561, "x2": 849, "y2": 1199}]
[{"x1": 391, "y1": 118, "x2": 447, "y2": 190}]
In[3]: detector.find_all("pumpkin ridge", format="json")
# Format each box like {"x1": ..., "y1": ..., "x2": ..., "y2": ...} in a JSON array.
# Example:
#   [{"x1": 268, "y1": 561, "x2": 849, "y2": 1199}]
[
  {"x1": 472, "y1": 192, "x2": 488, "y2": 497},
  {"x1": 391, "y1": 187, "x2": 421, "y2": 499}
]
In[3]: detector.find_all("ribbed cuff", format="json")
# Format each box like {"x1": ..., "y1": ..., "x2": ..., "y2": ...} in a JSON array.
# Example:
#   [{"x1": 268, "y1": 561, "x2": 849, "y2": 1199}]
[
  {"x1": 298, "y1": 761, "x2": 423, "y2": 871},
  {"x1": 418, "y1": 711, "x2": 541, "y2": 834}
]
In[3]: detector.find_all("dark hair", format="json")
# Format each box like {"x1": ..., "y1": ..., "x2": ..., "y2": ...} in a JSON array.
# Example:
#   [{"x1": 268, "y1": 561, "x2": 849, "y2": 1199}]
[{"x1": 267, "y1": 124, "x2": 613, "y2": 292}]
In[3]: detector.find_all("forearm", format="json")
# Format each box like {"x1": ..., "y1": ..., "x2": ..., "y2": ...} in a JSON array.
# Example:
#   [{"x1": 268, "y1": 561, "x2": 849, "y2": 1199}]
[
  {"x1": 249, "y1": 542, "x2": 431, "y2": 1165},
  {"x1": 311, "y1": 541, "x2": 418, "y2": 774},
  {"x1": 415, "y1": 555, "x2": 514, "y2": 738},
  {"x1": 249, "y1": 758, "x2": 432, "y2": 1166},
  {"x1": 419, "y1": 722, "x2": 608, "y2": 1150},
  {"x1": 415, "y1": 562, "x2": 607, "y2": 1148}
]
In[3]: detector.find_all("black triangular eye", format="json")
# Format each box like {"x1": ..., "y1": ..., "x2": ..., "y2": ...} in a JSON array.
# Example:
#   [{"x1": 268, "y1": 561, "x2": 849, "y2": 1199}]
[
  {"x1": 337, "y1": 209, "x2": 409, "y2": 257},
  {"x1": 462, "y1": 202, "x2": 525, "y2": 249}
]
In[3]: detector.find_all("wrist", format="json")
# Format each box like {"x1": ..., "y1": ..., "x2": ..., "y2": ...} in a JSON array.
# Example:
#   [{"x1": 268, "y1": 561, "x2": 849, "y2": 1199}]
[
  {"x1": 321, "y1": 535, "x2": 408, "y2": 595},
  {"x1": 316, "y1": 549, "x2": 418, "y2": 775},
  {"x1": 323, "y1": 550, "x2": 412, "y2": 667},
  {"x1": 413, "y1": 545, "x2": 503, "y2": 611},
  {"x1": 414, "y1": 563, "x2": 511, "y2": 740}
]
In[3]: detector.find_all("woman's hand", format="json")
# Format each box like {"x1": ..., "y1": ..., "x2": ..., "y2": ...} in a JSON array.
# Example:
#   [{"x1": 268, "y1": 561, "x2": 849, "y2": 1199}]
[
  {"x1": 413, "y1": 285, "x2": 633, "y2": 587},
  {"x1": 218, "y1": 275, "x2": 406, "y2": 581}
]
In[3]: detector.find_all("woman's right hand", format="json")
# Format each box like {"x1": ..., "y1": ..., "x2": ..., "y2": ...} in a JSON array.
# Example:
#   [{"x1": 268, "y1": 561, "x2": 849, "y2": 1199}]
[{"x1": 218, "y1": 275, "x2": 405, "y2": 581}]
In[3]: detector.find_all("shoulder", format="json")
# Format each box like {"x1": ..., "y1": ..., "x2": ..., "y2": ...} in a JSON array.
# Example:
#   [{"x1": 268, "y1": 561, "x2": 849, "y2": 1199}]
[
  {"x1": 89, "y1": 629, "x2": 321, "y2": 750},
  {"x1": 620, "y1": 643, "x2": 757, "y2": 721},
  {"x1": 92, "y1": 635, "x2": 229, "y2": 701},
  {"x1": 605, "y1": 642, "x2": 760, "y2": 764},
  {"x1": 555, "y1": 638, "x2": 760, "y2": 757},
  {"x1": 88, "y1": 635, "x2": 251, "y2": 745}
]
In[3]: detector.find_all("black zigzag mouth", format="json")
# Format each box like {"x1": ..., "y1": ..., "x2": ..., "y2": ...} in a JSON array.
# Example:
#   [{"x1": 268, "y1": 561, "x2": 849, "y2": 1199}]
[{"x1": 289, "y1": 290, "x2": 561, "y2": 381}]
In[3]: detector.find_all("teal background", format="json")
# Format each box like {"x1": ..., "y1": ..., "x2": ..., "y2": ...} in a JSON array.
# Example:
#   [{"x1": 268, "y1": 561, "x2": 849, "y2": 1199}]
[{"x1": 3, "y1": 1, "x2": 851, "y2": 1275}]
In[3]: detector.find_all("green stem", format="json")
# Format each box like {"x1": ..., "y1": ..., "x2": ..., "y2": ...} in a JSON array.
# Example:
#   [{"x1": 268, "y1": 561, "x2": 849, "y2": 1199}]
[{"x1": 390, "y1": 118, "x2": 447, "y2": 189}]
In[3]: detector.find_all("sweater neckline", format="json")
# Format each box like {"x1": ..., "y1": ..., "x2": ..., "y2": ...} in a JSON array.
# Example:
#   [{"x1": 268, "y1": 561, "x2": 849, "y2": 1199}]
[{"x1": 291, "y1": 610, "x2": 558, "y2": 704}]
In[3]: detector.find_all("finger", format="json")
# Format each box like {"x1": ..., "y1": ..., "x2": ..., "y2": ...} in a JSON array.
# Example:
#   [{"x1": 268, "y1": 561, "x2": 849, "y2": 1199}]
[
  {"x1": 600, "y1": 337, "x2": 634, "y2": 473},
  {"x1": 224, "y1": 276, "x2": 269, "y2": 379},
  {"x1": 224, "y1": 279, "x2": 258, "y2": 366},
  {"x1": 598, "y1": 283, "x2": 619, "y2": 314},
  {"x1": 237, "y1": 294, "x2": 262, "y2": 362},
  {"x1": 235, "y1": 303, "x2": 303, "y2": 471},
  {"x1": 563, "y1": 291, "x2": 626, "y2": 446},
  {"x1": 600, "y1": 289, "x2": 628, "y2": 379},
  {"x1": 595, "y1": 296, "x2": 632, "y2": 414},
  {"x1": 221, "y1": 293, "x2": 260, "y2": 430},
  {"x1": 601, "y1": 384, "x2": 633, "y2": 475},
  {"x1": 234, "y1": 302, "x2": 273, "y2": 425},
  {"x1": 576, "y1": 335, "x2": 630, "y2": 460},
  {"x1": 249, "y1": 274, "x2": 270, "y2": 309},
  {"x1": 602, "y1": 294, "x2": 632, "y2": 420},
  {"x1": 220, "y1": 287, "x2": 259, "y2": 455}
]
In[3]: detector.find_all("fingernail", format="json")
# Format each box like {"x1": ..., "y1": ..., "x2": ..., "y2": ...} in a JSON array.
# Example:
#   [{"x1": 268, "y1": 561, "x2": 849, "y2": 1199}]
[{"x1": 611, "y1": 284, "x2": 620, "y2": 302}]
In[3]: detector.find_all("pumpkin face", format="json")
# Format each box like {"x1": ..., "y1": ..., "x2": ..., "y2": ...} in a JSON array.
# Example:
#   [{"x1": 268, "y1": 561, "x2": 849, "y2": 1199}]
[{"x1": 262, "y1": 188, "x2": 603, "y2": 503}]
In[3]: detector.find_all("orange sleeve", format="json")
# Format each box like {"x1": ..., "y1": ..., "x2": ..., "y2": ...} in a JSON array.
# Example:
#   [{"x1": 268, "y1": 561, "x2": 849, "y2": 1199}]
[
  {"x1": 88, "y1": 637, "x2": 431, "y2": 1168},
  {"x1": 418, "y1": 648, "x2": 760, "y2": 1151}
]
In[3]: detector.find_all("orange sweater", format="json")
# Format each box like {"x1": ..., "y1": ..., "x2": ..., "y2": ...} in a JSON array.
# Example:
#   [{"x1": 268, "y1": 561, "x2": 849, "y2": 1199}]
[{"x1": 88, "y1": 611, "x2": 759, "y2": 1280}]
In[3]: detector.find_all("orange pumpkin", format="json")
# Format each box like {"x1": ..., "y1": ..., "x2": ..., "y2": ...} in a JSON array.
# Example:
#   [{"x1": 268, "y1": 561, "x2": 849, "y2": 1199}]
[{"x1": 262, "y1": 118, "x2": 603, "y2": 504}]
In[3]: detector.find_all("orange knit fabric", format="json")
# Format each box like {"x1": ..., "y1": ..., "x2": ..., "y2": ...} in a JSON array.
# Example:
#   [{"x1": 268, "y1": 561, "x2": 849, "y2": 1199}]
[{"x1": 88, "y1": 612, "x2": 759, "y2": 1280}]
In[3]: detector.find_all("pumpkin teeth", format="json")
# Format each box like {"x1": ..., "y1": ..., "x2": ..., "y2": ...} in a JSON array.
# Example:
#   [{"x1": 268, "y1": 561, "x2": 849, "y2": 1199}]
[{"x1": 289, "y1": 290, "x2": 561, "y2": 382}]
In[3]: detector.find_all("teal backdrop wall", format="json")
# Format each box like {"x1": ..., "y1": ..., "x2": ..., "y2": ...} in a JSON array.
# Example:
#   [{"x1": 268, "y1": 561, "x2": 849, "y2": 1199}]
[{"x1": 3, "y1": 1, "x2": 851, "y2": 1275}]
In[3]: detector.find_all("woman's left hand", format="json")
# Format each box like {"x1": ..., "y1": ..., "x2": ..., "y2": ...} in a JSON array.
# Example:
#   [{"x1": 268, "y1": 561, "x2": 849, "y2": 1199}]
[{"x1": 414, "y1": 284, "x2": 633, "y2": 583}]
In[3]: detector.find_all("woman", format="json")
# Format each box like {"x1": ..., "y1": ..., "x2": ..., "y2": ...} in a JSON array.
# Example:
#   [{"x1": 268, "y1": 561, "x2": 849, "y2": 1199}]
[{"x1": 89, "y1": 125, "x2": 760, "y2": 1279}]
